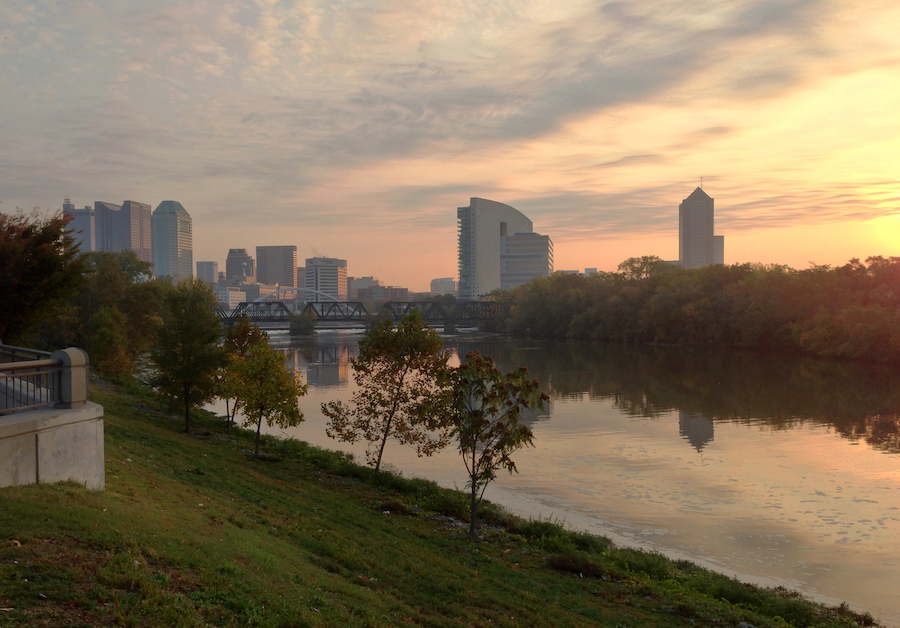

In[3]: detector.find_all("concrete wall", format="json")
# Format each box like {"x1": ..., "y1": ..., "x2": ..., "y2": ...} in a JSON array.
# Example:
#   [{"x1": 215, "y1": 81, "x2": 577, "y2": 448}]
[{"x1": 0, "y1": 402, "x2": 105, "y2": 490}]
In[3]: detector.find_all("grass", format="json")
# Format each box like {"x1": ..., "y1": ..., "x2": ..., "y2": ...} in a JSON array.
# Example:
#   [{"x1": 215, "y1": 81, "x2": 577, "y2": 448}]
[{"x1": 0, "y1": 378, "x2": 882, "y2": 627}]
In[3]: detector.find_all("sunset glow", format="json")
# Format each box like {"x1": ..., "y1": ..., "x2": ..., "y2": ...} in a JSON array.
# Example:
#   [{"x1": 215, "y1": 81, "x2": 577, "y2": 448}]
[{"x1": 2, "y1": 0, "x2": 899, "y2": 289}]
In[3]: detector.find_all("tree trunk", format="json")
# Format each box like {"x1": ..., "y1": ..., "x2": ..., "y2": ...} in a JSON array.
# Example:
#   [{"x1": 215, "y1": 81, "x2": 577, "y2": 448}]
[
  {"x1": 469, "y1": 482, "x2": 478, "y2": 536},
  {"x1": 255, "y1": 416, "x2": 263, "y2": 457},
  {"x1": 183, "y1": 383, "x2": 191, "y2": 433}
]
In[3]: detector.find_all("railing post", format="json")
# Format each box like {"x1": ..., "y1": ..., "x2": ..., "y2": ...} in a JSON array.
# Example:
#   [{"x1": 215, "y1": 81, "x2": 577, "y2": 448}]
[{"x1": 51, "y1": 348, "x2": 90, "y2": 409}]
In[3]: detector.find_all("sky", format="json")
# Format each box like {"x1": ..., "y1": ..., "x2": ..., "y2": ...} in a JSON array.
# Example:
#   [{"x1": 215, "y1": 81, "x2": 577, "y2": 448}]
[{"x1": 2, "y1": 0, "x2": 899, "y2": 291}]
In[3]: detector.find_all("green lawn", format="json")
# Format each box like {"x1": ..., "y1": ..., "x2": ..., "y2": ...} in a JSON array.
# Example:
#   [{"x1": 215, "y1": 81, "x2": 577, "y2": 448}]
[{"x1": 0, "y1": 380, "x2": 880, "y2": 627}]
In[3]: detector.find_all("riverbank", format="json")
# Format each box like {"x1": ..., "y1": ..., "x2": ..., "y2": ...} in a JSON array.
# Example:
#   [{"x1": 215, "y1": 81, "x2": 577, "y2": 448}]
[{"x1": 0, "y1": 379, "x2": 882, "y2": 627}]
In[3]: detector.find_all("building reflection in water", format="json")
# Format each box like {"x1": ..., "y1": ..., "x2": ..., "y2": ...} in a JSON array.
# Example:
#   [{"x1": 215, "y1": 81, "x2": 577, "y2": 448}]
[
  {"x1": 678, "y1": 411, "x2": 714, "y2": 452},
  {"x1": 303, "y1": 339, "x2": 352, "y2": 387}
]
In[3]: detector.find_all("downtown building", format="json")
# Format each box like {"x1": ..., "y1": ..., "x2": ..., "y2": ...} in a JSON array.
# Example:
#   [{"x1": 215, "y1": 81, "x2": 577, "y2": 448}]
[
  {"x1": 196, "y1": 261, "x2": 218, "y2": 285},
  {"x1": 679, "y1": 188, "x2": 724, "y2": 268},
  {"x1": 64, "y1": 198, "x2": 152, "y2": 263},
  {"x1": 151, "y1": 201, "x2": 193, "y2": 279},
  {"x1": 305, "y1": 257, "x2": 348, "y2": 301},
  {"x1": 225, "y1": 249, "x2": 255, "y2": 284},
  {"x1": 500, "y1": 232, "x2": 554, "y2": 290},
  {"x1": 457, "y1": 197, "x2": 551, "y2": 300},
  {"x1": 256, "y1": 245, "x2": 298, "y2": 288}
]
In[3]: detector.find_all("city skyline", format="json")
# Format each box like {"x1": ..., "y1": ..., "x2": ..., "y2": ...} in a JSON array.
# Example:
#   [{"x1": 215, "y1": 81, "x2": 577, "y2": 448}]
[{"x1": 3, "y1": 1, "x2": 900, "y2": 291}]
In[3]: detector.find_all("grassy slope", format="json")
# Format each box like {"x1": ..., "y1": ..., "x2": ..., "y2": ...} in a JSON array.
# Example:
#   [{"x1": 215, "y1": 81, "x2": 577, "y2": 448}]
[{"x1": 0, "y1": 381, "x2": 880, "y2": 628}]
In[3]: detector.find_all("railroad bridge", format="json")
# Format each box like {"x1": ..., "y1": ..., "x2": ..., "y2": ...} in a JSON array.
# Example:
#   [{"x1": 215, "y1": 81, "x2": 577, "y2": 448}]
[{"x1": 218, "y1": 301, "x2": 497, "y2": 324}]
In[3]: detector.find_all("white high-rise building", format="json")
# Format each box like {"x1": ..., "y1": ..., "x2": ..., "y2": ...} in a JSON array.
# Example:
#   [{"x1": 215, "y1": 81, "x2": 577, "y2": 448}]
[
  {"x1": 679, "y1": 187, "x2": 724, "y2": 268},
  {"x1": 457, "y1": 198, "x2": 533, "y2": 301},
  {"x1": 151, "y1": 200, "x2": 193, "y2": 279},
  {"x1": 305, "y1": 257, "x2": 347, "y2": 300},
  {"x1": 500, "y1": 232, "x2": 553, "y2": 290}
]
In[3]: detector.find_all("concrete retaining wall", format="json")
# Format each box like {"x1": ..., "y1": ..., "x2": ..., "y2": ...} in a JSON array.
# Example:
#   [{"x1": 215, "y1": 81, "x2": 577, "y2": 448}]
[{"x1": 0, "y1": 402, "x2": 105, "y2": 490}]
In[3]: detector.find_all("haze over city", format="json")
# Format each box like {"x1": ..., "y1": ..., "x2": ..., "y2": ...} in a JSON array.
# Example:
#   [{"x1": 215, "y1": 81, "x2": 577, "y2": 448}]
[{"x1": 3, "y1": 0, "x2": 899, "y2": 291}]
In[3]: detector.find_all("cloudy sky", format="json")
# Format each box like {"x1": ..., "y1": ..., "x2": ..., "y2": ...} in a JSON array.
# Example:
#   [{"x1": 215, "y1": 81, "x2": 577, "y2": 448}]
[{"x1": 2, "y1": 0, "x2": 899, "y2": 290}]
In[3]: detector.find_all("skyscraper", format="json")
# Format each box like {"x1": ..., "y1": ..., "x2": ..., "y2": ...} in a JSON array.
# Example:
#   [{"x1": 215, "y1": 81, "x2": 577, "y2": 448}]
[
  {"x1": 225, "y1": 249, "x2": 255, "y2": 284},
  {"x1": 256, "y1": 245, "x2": 298, "y2": 288},
  {"x1": 63, "y1": 198, "x2": 95, "y2": 253},
  {"x1": 500, "y1": 232, "x2": 553, "y2": 290},
  {"x1": 196, "y1": 261, "x2": 218, "y2": 285},
  {"x1": 120, "y1": 200, "x2": 152, "y2": 263},
  {"x1": 64, "y1": 198, "x2": 151, "y2": 261},
  {"x1": 679, "y1": 187, "x2": 724, "y2": 268},
  {"x1": 305, "y1": 257, "x2": 347, "y2": 300},
  {"x1": 457, "y1": 198, "x2": 533, "y2": 301},
  {"x1": 151, "y1": 201, "x2": 192, "y2": 279}
]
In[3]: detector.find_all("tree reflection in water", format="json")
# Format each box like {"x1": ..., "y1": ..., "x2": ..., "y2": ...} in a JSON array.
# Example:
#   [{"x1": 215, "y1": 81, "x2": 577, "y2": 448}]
[{"x1": 445, "y1": 339, "x2": 900, "y2": 455}]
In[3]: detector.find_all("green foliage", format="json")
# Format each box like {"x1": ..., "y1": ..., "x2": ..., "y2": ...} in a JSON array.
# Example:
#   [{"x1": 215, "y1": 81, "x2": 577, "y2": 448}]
[
  {"x1": 0, "y1": 381, "x2": 883, "y2": 628},
  {"x1": 217, "y1": 315, "x2": 266, "y2": 427},
  {"x1": 288, "y1": 310, "x2": 317, "y2": 336},
  {"x1": 322, "y1": 310, "x2": 451, "y2": 471},
  {"x1": 0, "y1": 210, "x2": 87, "y2": 343},
  {"x1": 151, "y1": 278, "x2": 226, "y2": 433},
  {"x1": 234, "y1": 337, "x2": 308, "y2": 456},
  {"x1": 500, "y1": 255, "x2": 900, "y2": 363},
  {"x1": 444, "y1": 350, "x2": 548, "y2": 535},
  {"x1": 87, "y1": 305, "x2": 133, "y2": 376}
]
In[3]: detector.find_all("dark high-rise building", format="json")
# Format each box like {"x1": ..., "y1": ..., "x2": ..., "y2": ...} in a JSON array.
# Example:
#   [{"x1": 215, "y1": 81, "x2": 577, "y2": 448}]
[
  {"x1": 196, "y1": 261, "x2": 218, "y2": 285},
  {"x1": 225, "y1": 249, "x2": 255, "y2": 284},
  {"x1": 256, "y1": 245, "x2": 298, "y2": 288},
  {"x1": 64, "y1": 198, "x2": 95, "y2": 253},
  {"x1": 120, "y1": 200, "x2": 152, "y2": 263},
  {"x1": 63, "y1": 198, "x2": 151, "y2": 262},
  {"x1": 679, "y1": 187, "x2": 724, "y2": 268}
]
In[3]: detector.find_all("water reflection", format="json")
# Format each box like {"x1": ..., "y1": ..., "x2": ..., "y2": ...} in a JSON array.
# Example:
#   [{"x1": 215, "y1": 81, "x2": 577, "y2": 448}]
[
  {"x1": 678, "y1": 411, "x2": 715, "y2": 452},
  {"x1": 262, "y1": 333, "x2": 900, "y2": 624},
  {"x1": 443, "y1": 339, "x2": 900, "y2": 455}
]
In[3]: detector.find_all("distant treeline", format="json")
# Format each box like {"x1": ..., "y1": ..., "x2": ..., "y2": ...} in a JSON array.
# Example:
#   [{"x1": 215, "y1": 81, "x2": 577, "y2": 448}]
[{"x1": 491, "y1": 255, "x2": 900, "y2": 363}]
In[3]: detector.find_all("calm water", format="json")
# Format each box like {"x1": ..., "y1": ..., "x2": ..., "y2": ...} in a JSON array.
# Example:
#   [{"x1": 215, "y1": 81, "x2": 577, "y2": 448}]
[{"x1": 244, "y1": 331, "x2": 900, "y2": 625}]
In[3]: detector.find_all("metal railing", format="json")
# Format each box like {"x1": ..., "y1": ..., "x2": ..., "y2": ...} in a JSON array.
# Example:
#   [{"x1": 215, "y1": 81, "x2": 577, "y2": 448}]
[{"x1": 0, "y1": 345, "x2": 62, "y2": 415}]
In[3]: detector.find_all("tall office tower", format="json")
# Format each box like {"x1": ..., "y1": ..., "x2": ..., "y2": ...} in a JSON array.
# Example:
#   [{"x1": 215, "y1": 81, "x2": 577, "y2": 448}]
[
  {"x1": 679, "y1": 187, "x2": 725, "y2": 268},
  {"x1": 94, "y1": 201, "x2": 122, "y2": 252},
  {"x1": 79, "y1": 199, "x2": 152, "y2": 262},
  {"x1": 305, "y1": 257, "x2": 348, "y2": 301},
  {"x1": 500, "y1": 232, "x2": 553, "y2": 290},
  {"x1": 120, "y1": 200, "x2": 152, "y2": 263},
  {"x1": 457, "y1": 197, "x2": 533, "y2": 301},
  {"x1": 151, "y1": 200, "x2": 193, "y2": 279},
  {"x1": 196, "y1": 261, "x2": 218, "y2": 285},
  {"x1": 63, "y1": 198, "x2": 96, "y2": 252},
  {"x1": 225, "y1": 249, "x2": 255, "y2": 283},
  {"x1": 256, "y1": 245, "x2": 298, "y2": 288}
]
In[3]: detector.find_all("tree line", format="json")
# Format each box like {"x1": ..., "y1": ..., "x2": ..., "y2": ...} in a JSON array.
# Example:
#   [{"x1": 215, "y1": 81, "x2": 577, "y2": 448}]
[
  {"x1": 489, "y1": 255, "x2": 900, "y2": 363},
  {"x1": 1, "y1": 211, "x2": 548, "y2": 535}
]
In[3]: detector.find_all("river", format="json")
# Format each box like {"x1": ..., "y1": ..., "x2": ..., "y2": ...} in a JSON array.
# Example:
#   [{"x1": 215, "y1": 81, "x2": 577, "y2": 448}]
[{"x1": 232, "y1": 330, "x2": 900, "y2": 625}]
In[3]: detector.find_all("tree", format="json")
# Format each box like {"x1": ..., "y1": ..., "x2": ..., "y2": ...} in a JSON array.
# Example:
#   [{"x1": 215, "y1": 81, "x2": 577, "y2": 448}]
[
  {"x1": 151, "y1": 278, "x2": 226, "y2": 433},
  {"x1": 218, "y1": 315, "x2": 266, "y2": 428},
  {"x1": 0, "y1": 210, "x2": 87, "y2": 343},
  {"x1": 617, "y1": 255, "x2": 667, "y2": 281},
  {"x1": 288, "y1": 311, "x2": 317, "y2": 336},
  {"x1": 445, "y1": 350, "x2": 548, "y2": 535},
  {"x1": 322, "y1": 310, "x2": 451, "y2": 471},
  {"x1": 235, "y1": 338, "x2": 307, "y2": 457}
]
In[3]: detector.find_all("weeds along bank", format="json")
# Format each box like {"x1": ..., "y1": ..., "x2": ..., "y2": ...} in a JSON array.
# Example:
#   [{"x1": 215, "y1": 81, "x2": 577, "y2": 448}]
[{"x1": 0, "y1": 378, "x2": 883, "y2": 628}]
